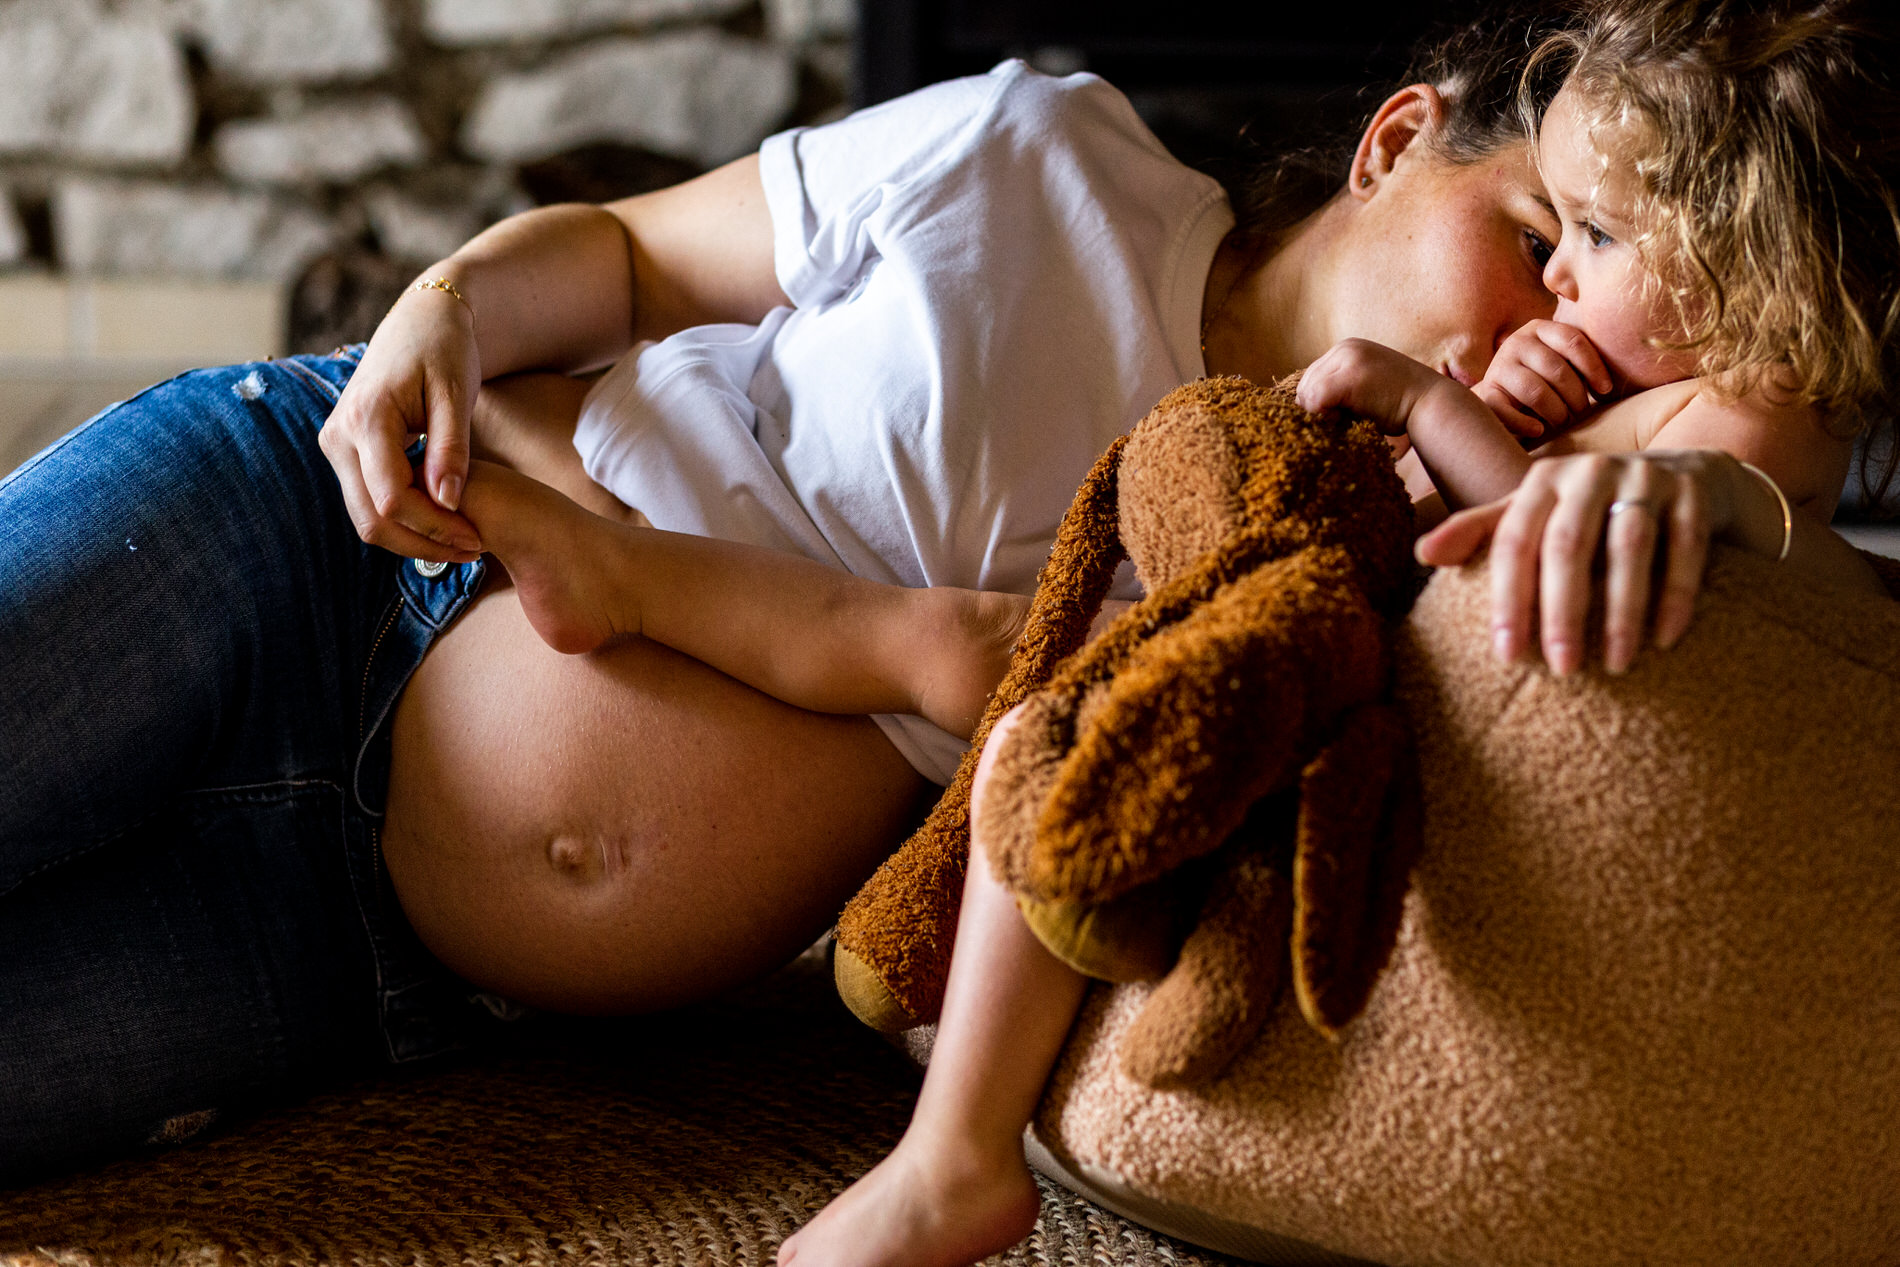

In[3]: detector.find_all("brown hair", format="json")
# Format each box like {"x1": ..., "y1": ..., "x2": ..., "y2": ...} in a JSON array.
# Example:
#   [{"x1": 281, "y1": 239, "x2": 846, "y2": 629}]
[
  {"x1": 1226, "y1": 5, "x2": 1577, "y2": 254},
  {"x1": 1527, "y1": 0, "x2": 1900, "y2": 485}
]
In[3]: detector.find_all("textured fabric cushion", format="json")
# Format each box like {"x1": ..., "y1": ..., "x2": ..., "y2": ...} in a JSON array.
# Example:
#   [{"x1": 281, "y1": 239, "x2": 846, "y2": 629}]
[{"x1": 1031, "y1": 548, "x2": 1900, "y2": 1267}]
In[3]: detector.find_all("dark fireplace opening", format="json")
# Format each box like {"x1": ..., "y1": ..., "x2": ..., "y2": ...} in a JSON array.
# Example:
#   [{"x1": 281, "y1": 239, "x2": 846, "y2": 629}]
[{"x1": 856, "y1": 1, "x2": 1509, "y2": 175}]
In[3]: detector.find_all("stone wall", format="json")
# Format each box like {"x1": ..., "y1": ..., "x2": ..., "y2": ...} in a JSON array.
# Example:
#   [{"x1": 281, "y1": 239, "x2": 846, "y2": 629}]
[{"x1": 0, "y1": 0, "x2": 854, "y2": 351}]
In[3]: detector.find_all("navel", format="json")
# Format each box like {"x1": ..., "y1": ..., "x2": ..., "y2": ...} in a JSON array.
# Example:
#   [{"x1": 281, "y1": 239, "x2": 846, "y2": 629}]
[
  {"x1": 545, "y1": 831, "x2": 633, "y2": 885},
  {"x1": 547, "y1": 834, "x2": 602, "y2": 883}
]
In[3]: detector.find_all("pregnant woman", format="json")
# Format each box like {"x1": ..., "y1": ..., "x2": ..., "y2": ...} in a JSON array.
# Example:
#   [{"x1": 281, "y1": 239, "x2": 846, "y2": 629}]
[{"x1": 5, "y1": 5, "x2": 1877, "y2": 1187}]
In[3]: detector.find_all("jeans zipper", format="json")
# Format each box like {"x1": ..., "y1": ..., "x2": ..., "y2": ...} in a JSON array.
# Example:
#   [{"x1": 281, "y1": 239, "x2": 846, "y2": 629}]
[{"x1": 359, "y1": 595, "x2": 403, "y2": 742}]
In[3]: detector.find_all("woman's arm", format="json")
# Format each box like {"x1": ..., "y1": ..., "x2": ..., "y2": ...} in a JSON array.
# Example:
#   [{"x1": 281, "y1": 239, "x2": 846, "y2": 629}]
[
  {"x1": 319, "y1": 155, "x2": 789, "y2": 564},
  {"x1": 1417, "y1": 449, "x2": 1888, "y2": 676}
]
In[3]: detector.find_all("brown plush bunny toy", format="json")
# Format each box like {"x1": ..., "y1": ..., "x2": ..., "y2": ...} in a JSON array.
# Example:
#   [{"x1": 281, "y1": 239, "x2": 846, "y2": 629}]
[{"x1": 834, "y1": 374, "x2": 1423, "y2": 1087}]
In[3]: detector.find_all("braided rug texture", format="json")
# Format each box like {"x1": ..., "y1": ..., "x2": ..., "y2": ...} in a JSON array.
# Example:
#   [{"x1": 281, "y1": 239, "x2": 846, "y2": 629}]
[{"x1": 0, "y1": 960, "x2": 1242, "y2": 1267}]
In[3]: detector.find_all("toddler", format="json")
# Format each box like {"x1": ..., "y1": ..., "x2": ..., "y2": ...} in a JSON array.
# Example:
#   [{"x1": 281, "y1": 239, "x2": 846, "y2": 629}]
[{"x1": 454, "y1": 1, "x2": 1898, "y2": 1263}]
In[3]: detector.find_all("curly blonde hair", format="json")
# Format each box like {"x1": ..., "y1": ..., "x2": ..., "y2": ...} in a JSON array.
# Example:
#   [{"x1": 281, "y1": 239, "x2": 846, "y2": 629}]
[{"x1": 1526, "y1": 0, "x2": 1900, "y2": 436}]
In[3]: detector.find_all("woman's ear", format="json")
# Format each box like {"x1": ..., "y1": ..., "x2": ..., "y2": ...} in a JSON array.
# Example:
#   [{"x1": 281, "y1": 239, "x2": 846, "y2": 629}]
[{"x1": 1349, "y1": 84, "x2": 1447, "y2": 202}]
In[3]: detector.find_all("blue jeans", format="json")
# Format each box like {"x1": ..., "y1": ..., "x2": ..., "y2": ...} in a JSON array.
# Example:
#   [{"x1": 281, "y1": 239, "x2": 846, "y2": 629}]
[{"x1": 0, "y1": 351, "x2": 485, "y2": 1186}]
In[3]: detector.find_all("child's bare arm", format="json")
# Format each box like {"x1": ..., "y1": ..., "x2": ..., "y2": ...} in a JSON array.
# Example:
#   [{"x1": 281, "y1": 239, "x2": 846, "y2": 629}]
[
  {"x1": 1636, "y1": 385, "x2": 1855, "y2": 517},
  {"x1": 1297, "y1": 338, "x2": 1533, "y2": 511},
  {"x1": 459, "y1": 459, "x2": 1027, "y2": 739}
]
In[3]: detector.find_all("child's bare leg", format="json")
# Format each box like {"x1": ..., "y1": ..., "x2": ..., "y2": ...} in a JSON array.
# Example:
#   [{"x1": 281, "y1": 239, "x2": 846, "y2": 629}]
[
  {"x1": 779, "y1": 713, "x2": 1087, "y2": 1267},
  {"x1": 458, "y1": 459, "x2": 1028, "y2": 737}
]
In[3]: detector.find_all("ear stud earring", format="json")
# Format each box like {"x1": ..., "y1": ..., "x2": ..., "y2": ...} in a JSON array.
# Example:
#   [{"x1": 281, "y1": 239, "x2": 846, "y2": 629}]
[{"x1": 1360, "y1": 175, "x2": 1372, "y2": 187}]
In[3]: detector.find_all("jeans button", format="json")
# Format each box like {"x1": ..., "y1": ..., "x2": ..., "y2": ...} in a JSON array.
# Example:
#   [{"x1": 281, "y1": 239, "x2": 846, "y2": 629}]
[{"x1": 413, "y1": 558, "x2": 449, "y2": 578}]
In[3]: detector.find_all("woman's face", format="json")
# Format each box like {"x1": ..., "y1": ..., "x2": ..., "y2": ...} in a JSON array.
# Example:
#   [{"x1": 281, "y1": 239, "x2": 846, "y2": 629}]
[{"x1": 1325, "y1": 137, "x2": 1563, "y2": 386}]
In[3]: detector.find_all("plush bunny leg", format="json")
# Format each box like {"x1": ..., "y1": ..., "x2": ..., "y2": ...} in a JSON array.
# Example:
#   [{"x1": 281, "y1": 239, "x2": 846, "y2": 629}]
[
  {"x1": 1014, "y1": 874, "x2": 1192, "y2": 985},
  {"x1": 1291, "y1": 703, "x2": 1422, "y2": 1037},
  {"x1": 1117, "y1": 797, "x2": 1299, "y2": 1088}
]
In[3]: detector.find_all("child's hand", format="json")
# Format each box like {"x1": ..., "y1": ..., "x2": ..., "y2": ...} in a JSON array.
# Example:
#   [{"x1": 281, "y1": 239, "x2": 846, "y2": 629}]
[
  {"x1": 1300, "y1": 337, "x2": 1537, "y2": 511},
  {"x1": 1473, "y1": 320, "x2": 1614, "y2": 438},
  {"x1": 1296, "y1": 338, "x2": 1463, "y2": 435}
]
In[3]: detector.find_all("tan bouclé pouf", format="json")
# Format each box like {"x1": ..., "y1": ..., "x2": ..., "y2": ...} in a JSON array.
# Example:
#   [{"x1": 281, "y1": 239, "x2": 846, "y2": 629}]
[{"x1": 1033, "y1": 548, "x2": 1900, "y2": 1266}]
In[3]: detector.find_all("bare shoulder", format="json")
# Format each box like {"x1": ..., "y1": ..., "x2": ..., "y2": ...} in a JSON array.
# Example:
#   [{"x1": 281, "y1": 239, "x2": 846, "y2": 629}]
[
  {"x1": 1531, "y1": 380, "x2": 1701, "y2": 459},
  {"x1": 1641, "y1": 380, "x2": 1854, "y2": 513},
  {"x1": 1526, "y1": 377, "x2": 1854, "y2": 513}
]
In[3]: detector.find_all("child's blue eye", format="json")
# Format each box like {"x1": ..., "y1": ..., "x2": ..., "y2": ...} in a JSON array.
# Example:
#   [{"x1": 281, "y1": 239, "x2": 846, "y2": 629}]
[{"x1": 1582, "y1": 220, "x2": 1615, "y2": 248}]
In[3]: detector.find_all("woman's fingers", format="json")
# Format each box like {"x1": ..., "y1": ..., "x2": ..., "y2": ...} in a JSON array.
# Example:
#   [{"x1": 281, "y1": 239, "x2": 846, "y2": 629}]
[
  {"x1": 321, "y1": 416, "x2": 478, "y2": 562},
  {"x1": 1485, "y1": 474, "x2": 1559, "y2": 666},
  {"x1": 1537, "y1": 460, "x2": 1619, "y2": 675},
  {"x1": 1419, "y1": 449, "x2": 1729, "y2": 674},
  {"x1": 323, "y1": 392, "x2": 483, "y2": 559},
  {"x1": 1598, "y1": 465, "x2": 1670, "y2": 673},
  {"x1": 320, "y1": 292, "x2": 487, "y2": 559},
  {"x1": 421, "y1": 372, "x2": 476, "y2": 513},
  {"x1": 1414, "y1": 498, "x2": 1507, "y2": 567},
  {"x1": 1653, "y1": 469, "x2": 1712, "y2": 649},
  {"x1": 362, "y1": 402, "x2": 482, "y2": 554}
]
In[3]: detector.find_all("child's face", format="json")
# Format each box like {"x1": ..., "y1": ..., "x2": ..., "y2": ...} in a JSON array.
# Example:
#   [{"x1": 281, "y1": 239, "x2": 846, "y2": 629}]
[{"x1": 1535, "y1": 85, "x2": 1698, "y2": 393}]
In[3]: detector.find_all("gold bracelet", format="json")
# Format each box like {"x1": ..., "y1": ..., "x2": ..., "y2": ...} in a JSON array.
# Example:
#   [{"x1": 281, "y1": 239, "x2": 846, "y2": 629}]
[
  {"x1": 1735, "y1": 459, "x2": 1792, "y2": 562},
  {"x1": 410, "y1": 275, "x2": 472, "y2": 317}
]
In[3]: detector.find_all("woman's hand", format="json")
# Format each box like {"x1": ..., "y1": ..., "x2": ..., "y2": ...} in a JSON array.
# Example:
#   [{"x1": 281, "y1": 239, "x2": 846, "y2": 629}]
[
  {"x1": 318, "y1": 285, "x2": 486, "y2": 564},
  {"x1": 1415, "y1": 450, "x2": 1745, "y2": 676}
]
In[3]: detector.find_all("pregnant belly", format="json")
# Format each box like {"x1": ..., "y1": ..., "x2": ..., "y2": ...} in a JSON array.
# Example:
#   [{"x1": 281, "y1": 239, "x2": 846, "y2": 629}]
[{"x1": 380, "y1": 378, "x2": 928, "y2": 1014}]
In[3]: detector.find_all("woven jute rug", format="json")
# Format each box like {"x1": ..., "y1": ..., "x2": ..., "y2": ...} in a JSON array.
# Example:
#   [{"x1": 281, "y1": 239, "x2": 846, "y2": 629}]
[{"x1": 0, "y1": 952, "x2": 1242, "y2": 1267}]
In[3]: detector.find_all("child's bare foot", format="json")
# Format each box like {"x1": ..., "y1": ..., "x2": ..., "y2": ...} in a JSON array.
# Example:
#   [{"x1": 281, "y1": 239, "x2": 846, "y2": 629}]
[
  {"x1": 776, "y1": 1134, "x2": 1040, "y2": 1267},
  {"x1": 458, "y1": 459, "x2": 638, "y2": 655}
]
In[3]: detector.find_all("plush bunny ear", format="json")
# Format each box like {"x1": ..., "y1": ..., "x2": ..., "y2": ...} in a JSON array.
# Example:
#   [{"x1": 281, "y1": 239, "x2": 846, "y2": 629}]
[
  {"x1": 1118, "y1": 391, "x2": 1247, "y2": 593},
  {"x1": 1292, "y1": 702, "x2": 1423, "y2": 1038},
  {"x1": 976, "y1": 433, "x2": 1131, "y2": 744}
]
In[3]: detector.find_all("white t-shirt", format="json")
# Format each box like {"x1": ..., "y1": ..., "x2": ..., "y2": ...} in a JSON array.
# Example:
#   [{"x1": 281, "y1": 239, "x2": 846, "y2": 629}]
[{"x1": 573, "y1": 60, "x2": 1233, "y2": 783}]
